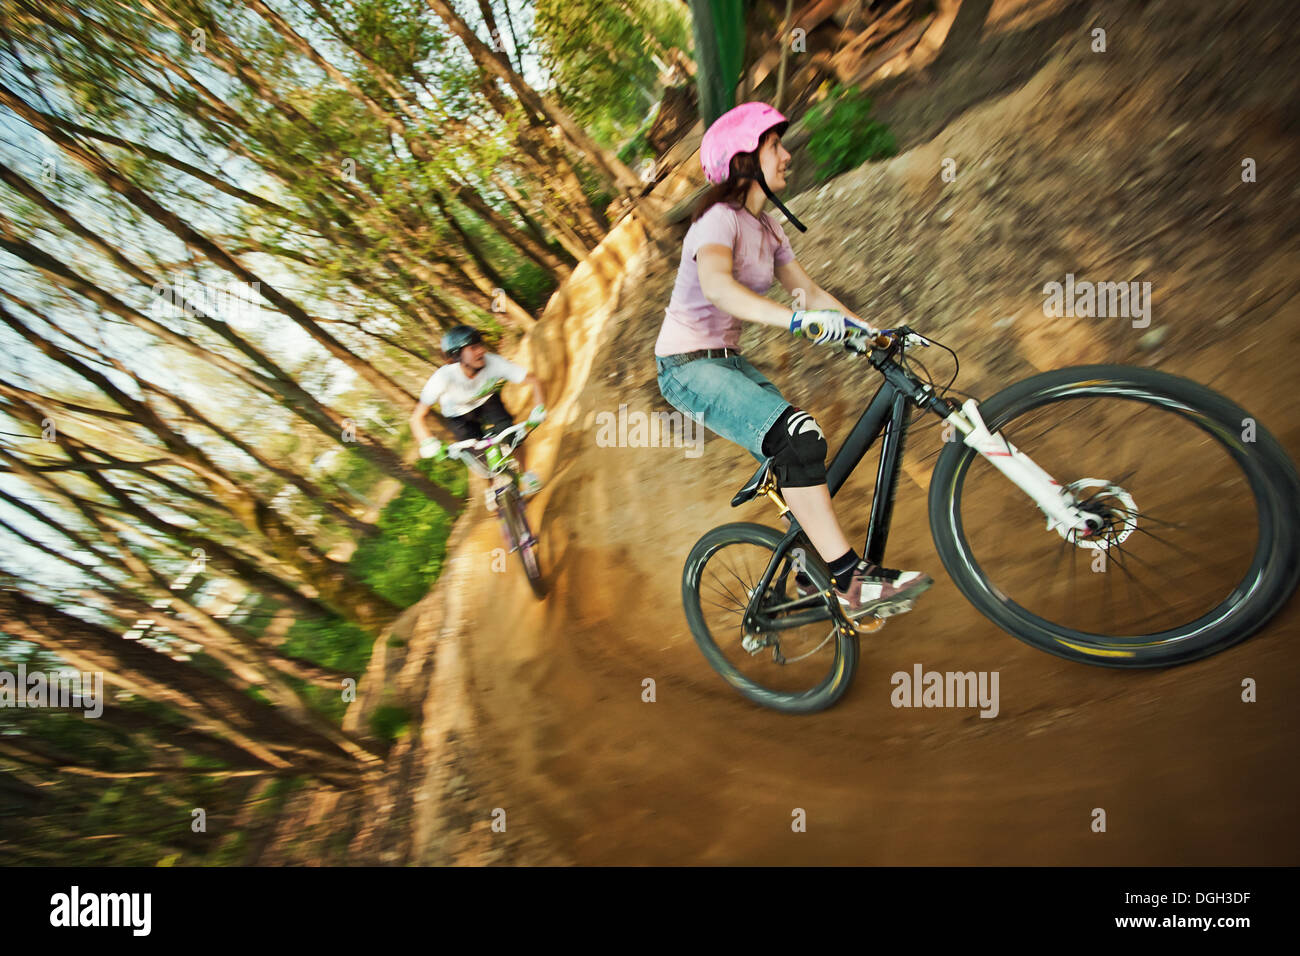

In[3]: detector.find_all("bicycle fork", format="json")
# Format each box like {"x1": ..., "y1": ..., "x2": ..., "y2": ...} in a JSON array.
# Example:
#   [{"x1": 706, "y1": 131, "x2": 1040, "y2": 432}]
[{"x1": 942, "y1": 398, "x2": 1103, "y2": 540}]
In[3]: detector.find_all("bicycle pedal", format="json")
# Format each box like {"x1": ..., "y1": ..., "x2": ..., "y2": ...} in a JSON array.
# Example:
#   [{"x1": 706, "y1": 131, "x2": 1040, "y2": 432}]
[{"x1": 873, "y1": 600, "x2": 914, "y2": 620}]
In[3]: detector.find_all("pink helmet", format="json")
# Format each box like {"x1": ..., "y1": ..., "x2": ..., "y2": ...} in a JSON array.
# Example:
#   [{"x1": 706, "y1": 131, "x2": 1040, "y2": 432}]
[{"x1": 700, "y1": 101, "x2": 790, "y2": 185}]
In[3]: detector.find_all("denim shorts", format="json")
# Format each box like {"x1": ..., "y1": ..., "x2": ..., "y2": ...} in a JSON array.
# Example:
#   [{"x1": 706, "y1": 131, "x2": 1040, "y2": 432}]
[{"x1": 655, "y1": 353, "x2": 791, "y2": 462}]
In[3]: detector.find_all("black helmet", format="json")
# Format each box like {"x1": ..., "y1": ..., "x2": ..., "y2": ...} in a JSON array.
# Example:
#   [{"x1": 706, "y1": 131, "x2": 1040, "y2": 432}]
[{"x1": 441, "y1": 324, "x2": 483, "y2": 358}]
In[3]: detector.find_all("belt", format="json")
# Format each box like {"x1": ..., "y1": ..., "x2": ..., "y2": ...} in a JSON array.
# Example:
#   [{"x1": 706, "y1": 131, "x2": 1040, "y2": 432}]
[{"x1": 657, "y1": 347, "x2": 740, "y2": 368}]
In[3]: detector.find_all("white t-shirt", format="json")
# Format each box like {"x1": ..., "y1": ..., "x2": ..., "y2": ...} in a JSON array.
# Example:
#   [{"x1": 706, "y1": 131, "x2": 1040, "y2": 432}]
[{"x1": 419, "y1": 353, "x2": 527, "y2": 418}]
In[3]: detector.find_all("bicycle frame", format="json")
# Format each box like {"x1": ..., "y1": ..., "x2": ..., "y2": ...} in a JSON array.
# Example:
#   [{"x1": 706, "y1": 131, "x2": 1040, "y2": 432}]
[
  {"x1": 739, "y1": 330, "x2": 1107, "y2": 638},
  {"x1": 443, "y1": 421, "x2": 542, "y2": 556},
  {"x1": 742, "y1": 349, "x2": 940, "y2": 637}
]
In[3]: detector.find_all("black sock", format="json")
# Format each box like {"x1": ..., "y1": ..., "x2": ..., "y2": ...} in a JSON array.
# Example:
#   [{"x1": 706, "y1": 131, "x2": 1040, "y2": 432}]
[{"x1": 828, "y1": 549, "x2": 862, "y2": 591}]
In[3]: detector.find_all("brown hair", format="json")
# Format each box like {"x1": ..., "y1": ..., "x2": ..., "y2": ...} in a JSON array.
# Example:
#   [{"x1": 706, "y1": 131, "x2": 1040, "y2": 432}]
[{"x1": 690, "y1": 128, "x2": 782, "y2": 245}]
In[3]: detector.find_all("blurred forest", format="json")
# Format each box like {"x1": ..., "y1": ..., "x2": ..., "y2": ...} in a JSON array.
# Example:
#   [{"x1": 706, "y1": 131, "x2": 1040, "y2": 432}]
[{"x1": 0, "y1": 0, "x2": 695, "y2": 864}]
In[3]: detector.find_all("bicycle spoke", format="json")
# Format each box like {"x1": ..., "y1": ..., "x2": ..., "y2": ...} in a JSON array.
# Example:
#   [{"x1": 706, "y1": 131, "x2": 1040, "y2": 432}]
[
  {"x1": 1103, "y1": 552, "x2": 1115, "y2": 635},
  {"x1": 705, "y1": 562, "x2": 748, "y2": 611},
  {"x1": 721, "y1": 555, "x2": 753, "y2": 601},
  {"x1": 1123, "y1": 523, "x2": 1207, "y2": 565},
  {"x1": 703, "y1": 596, "x2": 744, "y2": 616},
  {"x1": 1106, "y1": 543, "x2": 1187, "y2": 624},
  {"x1": 706, "y1": 583, "x2": 745, "y2": 609},
  {"x1": 1067, "y1": 538, "x2": 1079, "y2": 625},
  {"x1": 1111, "y1": 508, "x2": 1188, "y2": 531}
]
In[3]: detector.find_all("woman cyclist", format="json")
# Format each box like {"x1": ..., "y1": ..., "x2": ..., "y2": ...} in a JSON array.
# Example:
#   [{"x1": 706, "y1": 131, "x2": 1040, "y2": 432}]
[
  {"x1": 412, "y1": 325, "x2": 546, "y2": 513},
  {"x1": 654, "y1": 101, "x2": 932, "y2": 622}
]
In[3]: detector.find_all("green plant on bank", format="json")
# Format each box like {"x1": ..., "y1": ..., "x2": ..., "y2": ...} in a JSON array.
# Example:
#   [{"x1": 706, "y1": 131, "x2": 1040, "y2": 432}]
[
  {"x1": 280, "y1": 454, "x2": 466, "y2": 720},
  {"x1": 502, "y1": 258, "x2": 558, "y2": 313},
  {"x1": 617, "y1": 99, "x2": 662, "y2": 180},
  {"x1": 802, "y1": 84, "x2": 897, "y2": 182},
  {"x1": 350, "y1": 455, "x2": 466, "y2": 608},
  {"x1": 369, "y1": 702, "x2": 413, "y2": 743}
]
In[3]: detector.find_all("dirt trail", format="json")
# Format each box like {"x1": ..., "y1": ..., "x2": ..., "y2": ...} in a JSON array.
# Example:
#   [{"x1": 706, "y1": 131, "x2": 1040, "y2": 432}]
[{"x1": 387, "y1": 0, "x2": 1300, "y2": 865}]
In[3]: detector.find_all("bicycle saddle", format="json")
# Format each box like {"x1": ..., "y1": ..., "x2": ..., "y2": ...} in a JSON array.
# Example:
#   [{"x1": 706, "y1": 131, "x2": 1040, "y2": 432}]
[{"x1": 731, "y1": 458, "x2": 774, "y2": 507}]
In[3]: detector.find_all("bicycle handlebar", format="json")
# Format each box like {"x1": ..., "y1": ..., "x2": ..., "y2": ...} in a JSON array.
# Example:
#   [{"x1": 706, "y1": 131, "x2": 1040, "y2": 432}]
[
  {"x1": 444, "y1": 420, "x2": 535, "y2": 476},
  {"x1": 843, "y1": 326, "x2": 931, "y2": 355}
]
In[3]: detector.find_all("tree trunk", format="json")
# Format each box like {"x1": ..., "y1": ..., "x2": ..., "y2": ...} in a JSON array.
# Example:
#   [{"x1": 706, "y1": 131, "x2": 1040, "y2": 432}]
[
  {"x1": 0, "y1": 590, "x2": 368, "y2": 776},
  {"x1": 0, "y1": 301, "x2": 403, "y2": 631},
  {"x1": 0, "y1": 227, "x2": 463, "y2": 514}
]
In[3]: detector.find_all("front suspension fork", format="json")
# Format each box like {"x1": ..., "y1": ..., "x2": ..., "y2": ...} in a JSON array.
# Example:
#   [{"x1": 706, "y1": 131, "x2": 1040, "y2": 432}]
[{"x1": 941, "y1": 398, "x2": 1101, "y2": 538}]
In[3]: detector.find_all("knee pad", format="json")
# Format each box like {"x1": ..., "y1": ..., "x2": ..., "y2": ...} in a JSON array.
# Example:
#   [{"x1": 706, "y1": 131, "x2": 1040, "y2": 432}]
[{"x1": 761, "y1": 406, "x2": 828, "y2": 487}]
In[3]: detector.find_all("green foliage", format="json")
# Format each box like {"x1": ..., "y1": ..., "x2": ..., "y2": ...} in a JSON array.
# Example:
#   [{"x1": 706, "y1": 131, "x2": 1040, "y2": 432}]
[
  {"x1": 2, "y1": 442, "x2": 469, "y2": 863},
  {"x1": 532, "y1": 0, "x2": 693, "y2": 148},
  {"x1": 325, "y1": 446, "x2": 383, "y2": 504},
  {"x1": 618, "y1": 128, "x2": 651, "y2": 168},
  {"x1": 502, "y1": 259, "x2": 558, "y2": 313},
  {"x1": 617, "y1": 109, "x2": 659, "y2": 174},
  {"x1": 0, "y1": 692, "x2": 306, "y2": 865},
  {"x1": 572, "y1": 159, "x2": 615, "y2": 223},
  {"x1": 369, "y1": 702, "x2": 413, "y2": 742},
  {"x1": 282, "y1": 616, "x2": 372, "y2": 682},
  {"x1": 466, "y1": 199, "x2": 561, "y2": 311},
  {"x1": 348, "y1": 457, "x2": 466, "y2": 607},
  {"x1": 802, "y1": 85, "x2": 898, "y2": 182},
  {"x1": 275, "y1": 454, "x2": 466, "y2": 721},
  {"x1": 233, "y1": 591, "x2": 276, "y2": 640}
]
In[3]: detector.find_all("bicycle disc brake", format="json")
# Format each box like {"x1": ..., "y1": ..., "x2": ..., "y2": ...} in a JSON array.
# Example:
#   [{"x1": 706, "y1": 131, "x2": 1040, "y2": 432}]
[{"x1": 1058, "y1": 478, "x2": 1138, "y2": 550}]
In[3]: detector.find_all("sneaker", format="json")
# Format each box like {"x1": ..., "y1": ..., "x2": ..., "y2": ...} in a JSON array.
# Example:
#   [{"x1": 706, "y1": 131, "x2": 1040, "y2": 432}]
[
  {"x1": 519, "y1": 470, "x2": 543, "y2": 496},
  {"x1": 834, "y1": 562, "x2": 933, "y2": 621}
]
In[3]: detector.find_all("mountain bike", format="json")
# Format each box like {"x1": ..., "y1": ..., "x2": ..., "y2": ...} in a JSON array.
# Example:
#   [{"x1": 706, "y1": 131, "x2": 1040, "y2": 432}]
[
  {"x1": 681, "y1": 326, "x2": 1300, "y2": 713},
  {"x1": 441, "y1": 420, "x2": 545, "y2": 598}
]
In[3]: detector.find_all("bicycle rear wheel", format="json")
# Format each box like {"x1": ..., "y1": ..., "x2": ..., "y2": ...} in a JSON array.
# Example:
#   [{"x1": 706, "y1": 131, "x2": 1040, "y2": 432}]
[
  {"x1": 929, "y1": 364, "x2": 1300, "y2": 666},
  {"x1": 682, "y1": 522, "x2": 858, "y2": 713}
]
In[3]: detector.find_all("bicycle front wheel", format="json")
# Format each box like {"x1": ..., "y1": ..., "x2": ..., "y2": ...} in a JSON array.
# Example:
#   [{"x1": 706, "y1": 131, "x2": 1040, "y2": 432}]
[
  {"x1": 500, "y1": 486, "x2": 545, "y2": 598},
  {"x1": 929, "y1": 364, "x2": 1300, "y2": 666},
  {"x1": 682, "y1": 522, "x2": 858, "y2": 713}
]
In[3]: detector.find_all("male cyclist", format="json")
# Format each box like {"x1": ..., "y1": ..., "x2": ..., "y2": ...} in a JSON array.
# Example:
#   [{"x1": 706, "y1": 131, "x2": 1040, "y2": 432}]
[{"x1": 411, "y1": 325, "x2": 546, "y2": 513}]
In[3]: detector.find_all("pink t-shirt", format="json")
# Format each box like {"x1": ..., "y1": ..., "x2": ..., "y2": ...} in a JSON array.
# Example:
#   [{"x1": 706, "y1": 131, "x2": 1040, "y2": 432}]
[{"x1": 655, "y1": 203, "x2": 795, "y2": 354}]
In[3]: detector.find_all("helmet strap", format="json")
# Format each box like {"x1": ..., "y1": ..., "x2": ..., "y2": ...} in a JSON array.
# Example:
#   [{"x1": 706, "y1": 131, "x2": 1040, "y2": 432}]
[{"x1": 755, "y1": 169, "x2": 807, "y2": 233}]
